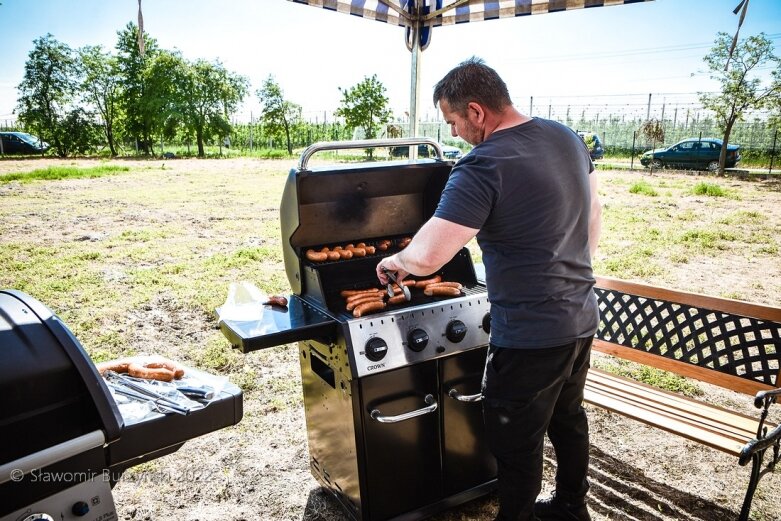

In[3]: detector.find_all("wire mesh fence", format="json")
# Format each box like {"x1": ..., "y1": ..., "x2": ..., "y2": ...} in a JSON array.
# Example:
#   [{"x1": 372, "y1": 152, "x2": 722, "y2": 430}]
[{"x1": 2, "y1": 97, "x2": 779, "y2": 168}]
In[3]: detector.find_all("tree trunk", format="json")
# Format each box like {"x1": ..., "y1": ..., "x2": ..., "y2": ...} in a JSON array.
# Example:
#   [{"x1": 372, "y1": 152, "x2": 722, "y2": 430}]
[
  {"x1": 196, "y1": 127, "x2": 205, "y2": 157},
  {"x1": 106, "y1": 124, "x2": 117, "y2": 157},
  {"x1": 720, "y1": 118, "x2": 736, "y2": 175},
  {"x1": 283, "y1": 119, "x2": 292, "y2": 155}
]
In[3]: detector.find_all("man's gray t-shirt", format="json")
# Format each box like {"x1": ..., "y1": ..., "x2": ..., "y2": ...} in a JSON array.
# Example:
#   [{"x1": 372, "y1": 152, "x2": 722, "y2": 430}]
[{"x1": 434, "y1": 117, "x2": 598, "y2": 348}]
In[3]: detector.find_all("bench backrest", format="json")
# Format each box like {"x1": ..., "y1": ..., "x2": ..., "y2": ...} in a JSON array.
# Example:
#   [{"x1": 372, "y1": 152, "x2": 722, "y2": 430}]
[{"x1": 593, "y1": 276, "x2": 781, "y2": 396}]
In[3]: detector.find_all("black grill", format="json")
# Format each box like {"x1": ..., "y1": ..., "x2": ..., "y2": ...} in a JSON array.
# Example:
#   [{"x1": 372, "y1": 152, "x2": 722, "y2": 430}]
[
  {"x1": 0, "y1": 289, "x2": 243, "y2": 518},
  {"x1": 217, "y1": 139, "x2": 496, "y2": 521}
]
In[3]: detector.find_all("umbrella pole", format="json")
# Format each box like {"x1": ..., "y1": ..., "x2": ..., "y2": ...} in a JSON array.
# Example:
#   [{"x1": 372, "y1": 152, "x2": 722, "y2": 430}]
[{"x1": 409, "y1": 28, "x2": 422, "y2": 153}]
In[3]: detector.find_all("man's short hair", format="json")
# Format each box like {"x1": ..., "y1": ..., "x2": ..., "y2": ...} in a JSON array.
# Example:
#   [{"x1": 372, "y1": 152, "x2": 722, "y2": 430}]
[{"x1": 433, "y1": 56, "x2": 512, "y2": 115}]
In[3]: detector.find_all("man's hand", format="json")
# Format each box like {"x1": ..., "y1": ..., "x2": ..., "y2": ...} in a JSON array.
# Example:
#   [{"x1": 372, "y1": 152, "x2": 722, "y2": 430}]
[
  {"x1": 376, "y1": 254, "x2": 409, "y2": 285},
  {"x1": 375, "y1": 217, "x2": 478, "y2": 286}
]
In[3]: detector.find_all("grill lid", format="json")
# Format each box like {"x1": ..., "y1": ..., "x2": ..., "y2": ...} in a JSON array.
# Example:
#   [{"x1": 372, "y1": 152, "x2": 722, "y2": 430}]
[
  {"x1": 0, "y1": 290, "x2": 123, "y2": 472},
  {"x1": 281, "y1": 138, "x2": 454, "y2": 295}
]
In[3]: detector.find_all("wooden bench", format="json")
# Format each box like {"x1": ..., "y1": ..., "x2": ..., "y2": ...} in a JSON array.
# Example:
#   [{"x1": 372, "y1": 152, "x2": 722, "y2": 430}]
[{"x1": 584, "y1": 276, "x2": 781, "y2": 521}]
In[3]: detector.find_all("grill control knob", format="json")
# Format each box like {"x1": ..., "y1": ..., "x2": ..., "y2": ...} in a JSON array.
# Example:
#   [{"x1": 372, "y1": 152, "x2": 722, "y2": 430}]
[
  {"x1": 365, "y1": 337, "x2": 388, "y2": 362},
  {"x1": 482, "y1": 312, "x2": 491, "y2": 334},
  {"x1": 71, "y1": 501, "x2": 90, "y2": 516},
  {"x1": 446, "y1": 320, "x2": 468, "y2": 343},
  {"x1": 407, "y1": 328, "x2": 429, "y2": 352}
]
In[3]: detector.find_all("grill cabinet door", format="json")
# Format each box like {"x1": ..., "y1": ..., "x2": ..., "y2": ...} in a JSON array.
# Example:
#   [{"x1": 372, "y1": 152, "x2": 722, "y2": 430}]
[
  {"x1": 359, "y1": 361, "x2": 443, "y2": 520},
  {"x1": 440, "y1": 346, "x2": 497, "y2": 494}
]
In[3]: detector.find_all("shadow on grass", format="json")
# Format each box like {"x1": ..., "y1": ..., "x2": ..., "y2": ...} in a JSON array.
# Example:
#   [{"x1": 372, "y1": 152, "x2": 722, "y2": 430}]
[{"x1": 300, "y1": 445, "x2": 739, "y2": 521}]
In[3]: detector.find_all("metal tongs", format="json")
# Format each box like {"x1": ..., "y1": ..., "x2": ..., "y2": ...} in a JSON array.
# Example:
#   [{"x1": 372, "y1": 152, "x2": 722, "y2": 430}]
[
  {"x1": 105, "y1": 371, "x2": 192, "y2": 415},
  {"x1": 382, "y1": 267, "x2": 411, "y2": 301}
]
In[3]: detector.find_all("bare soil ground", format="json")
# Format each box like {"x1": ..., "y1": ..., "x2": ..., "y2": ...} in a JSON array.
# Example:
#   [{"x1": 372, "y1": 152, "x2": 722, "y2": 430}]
[{"x1": 1, "y1": 157, "x2": 779, "y2": 521}]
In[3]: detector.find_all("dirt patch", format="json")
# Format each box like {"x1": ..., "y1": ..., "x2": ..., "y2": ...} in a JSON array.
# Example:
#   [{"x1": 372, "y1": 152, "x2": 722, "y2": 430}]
[{"x1": 1, "y1": 158, "x2": 779, "y2": 521}]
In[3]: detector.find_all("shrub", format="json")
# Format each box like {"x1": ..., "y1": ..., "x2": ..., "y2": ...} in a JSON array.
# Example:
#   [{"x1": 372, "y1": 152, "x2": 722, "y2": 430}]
[
  {"x1": 629, "y1": 181, "x2": 658, "y2": 196},
  {"x1": 692, "y1": 182, "x2": 725, "y2": 197}
]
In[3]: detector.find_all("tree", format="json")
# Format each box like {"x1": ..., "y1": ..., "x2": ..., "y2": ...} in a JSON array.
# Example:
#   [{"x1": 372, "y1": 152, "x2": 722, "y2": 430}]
[
  {"x1": 335, "y1": 75, "x2": 392, "y2": 157},
  {"x1": 143, "y1": 50, "x2": 189, "y2": 153},
  {"x1": 639, "y1": 119, "x2": 665, "y2": 173},
  {"x1": 16, "y1": 34, "x2": 79, "y2": 157},
  {"x1": 699, "y1": 32, "x2": 781, "y2": 174},
  {"x1": 59, "y1": 107, "x2": 103, "y2": 155},
  {"x1": 768, "y1": 94, "x2": 781, "y2": 133},
  {"x1": 179, "y1": 59, "x2": 248, "y2": 157},
  {"x1": 116, "y1": 22, "x2": 158, "y2": 154},
  {"x1": 80, "y1": 45, "x2": 123, "y2": 156},
  {"x1": 257, "y1": 75, "x2": 301, "y2": 155}
]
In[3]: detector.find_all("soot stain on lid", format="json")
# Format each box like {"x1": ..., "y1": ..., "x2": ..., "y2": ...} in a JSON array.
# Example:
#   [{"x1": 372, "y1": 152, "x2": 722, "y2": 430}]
[{"x1": 333, "y1": 183, "x2": 369, "y2": 223}]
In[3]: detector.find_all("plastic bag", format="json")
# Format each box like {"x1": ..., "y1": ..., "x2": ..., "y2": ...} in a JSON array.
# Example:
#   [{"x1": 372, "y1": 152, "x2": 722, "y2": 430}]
[{"x1": 217, "y1": 281, "x2": 266, "y2": 322}]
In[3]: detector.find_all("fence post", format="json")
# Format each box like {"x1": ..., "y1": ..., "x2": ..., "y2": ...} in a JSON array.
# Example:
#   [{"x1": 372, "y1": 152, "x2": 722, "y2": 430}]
[
  {"x1": 646, "y1": 93, "x2": 652, "y2": 120},
  {"x1": 631, "y1": 130, "x2": 636, "y2": 170},
  {"x1": 770, "y1": 128, "x2": 778, "y2": 175}
]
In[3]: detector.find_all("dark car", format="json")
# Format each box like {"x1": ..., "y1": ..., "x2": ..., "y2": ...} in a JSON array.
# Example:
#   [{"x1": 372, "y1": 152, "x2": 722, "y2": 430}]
[
  {"x1": 0, "y1": 131, "x2": 50, "y2": 155},
  {"x1": 576, "y1": 131, "x2": 604, "y2": 160},
  {"x1": 640, "y1": 138, "x2": 740, "y2": 171},
  {"x1": 389, "y1": 143, "x2": 463, "y2": 160}
]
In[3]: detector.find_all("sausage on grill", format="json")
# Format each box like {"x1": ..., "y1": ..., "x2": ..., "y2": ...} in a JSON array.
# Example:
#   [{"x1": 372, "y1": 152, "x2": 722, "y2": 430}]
[
  {"x1": 425, "y1": 281, "x2": 463, "y2": 290},
  {"x1": 414, "y1": 275, "x2": 442, "y2": 288},
  {"x1": 353, "y1": 301, "x2": 386, "y2": 318},
  {"x1": 424, "y1": 286, "x2": 462, "y2": 297},
  {"x1": 306, "y1": 249, "x2": 328, "y2": 262}
]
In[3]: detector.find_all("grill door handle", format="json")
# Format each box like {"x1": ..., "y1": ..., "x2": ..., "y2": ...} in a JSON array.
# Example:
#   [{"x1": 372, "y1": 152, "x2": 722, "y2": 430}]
[
  {"x1": 370, "y1": 394, "x2": 438, "y2": 423},
  {"x1": 448, "y1": 388, "x2": 483, "y2": 402}
]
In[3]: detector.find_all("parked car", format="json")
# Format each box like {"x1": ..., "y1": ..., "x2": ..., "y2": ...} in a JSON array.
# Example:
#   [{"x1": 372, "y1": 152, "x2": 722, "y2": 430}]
[
  {"x1": 0, "y1": 131, "x2": 50, "y2": 155},
  {"x1": 640, "y1": 138, "x2": 740, "y2": 171},
  {"x1": 576, "y1": 131, "x2": 604, "y2": 160},
  {"x1": 389, "y1": 143, "x2": 463, "y2": 160}
]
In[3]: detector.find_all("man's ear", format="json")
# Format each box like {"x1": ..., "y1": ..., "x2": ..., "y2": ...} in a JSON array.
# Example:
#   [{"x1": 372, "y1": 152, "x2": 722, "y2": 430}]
[{"x1": 466, "y1": 101, "x2": 484, "y2": 123}]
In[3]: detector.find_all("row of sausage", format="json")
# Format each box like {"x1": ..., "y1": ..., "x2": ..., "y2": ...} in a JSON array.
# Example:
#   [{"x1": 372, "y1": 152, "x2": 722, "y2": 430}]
[
  {"x1": 340, "y1": 275, "x2": 463, "y2": 317},
  {"x1": 305, "y1": 237, "x2": 412, "y2": 263}
]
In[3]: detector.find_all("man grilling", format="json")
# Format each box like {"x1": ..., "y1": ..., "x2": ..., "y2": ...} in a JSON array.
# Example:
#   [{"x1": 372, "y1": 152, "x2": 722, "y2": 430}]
[{"x1": 375, "y1": 57, "x2": 602, "y2": 521}]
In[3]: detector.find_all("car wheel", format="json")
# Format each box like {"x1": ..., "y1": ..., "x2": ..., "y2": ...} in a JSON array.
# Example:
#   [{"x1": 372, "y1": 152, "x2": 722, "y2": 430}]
[
  {"x1": 707, "y1": 160, "x2": 719, "y2": 172},
  {"x1": 650, "y1": 159, "x2": 664, "y2": 169}
]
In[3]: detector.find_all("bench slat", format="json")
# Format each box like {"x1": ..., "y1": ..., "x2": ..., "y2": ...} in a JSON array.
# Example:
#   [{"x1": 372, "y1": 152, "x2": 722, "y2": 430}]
[
  {"x1": 584, "y1": 385, "x2": 745, "y2": 456},
  {"x1": 584, "y1": 369, "x2": 776, "y2": 456},
  {"x1": 587, "y1": 370, "x2": 758, "y2": 439},
  {"x1": 586, "y1": 381, "x2": 753, "y2": 447}
]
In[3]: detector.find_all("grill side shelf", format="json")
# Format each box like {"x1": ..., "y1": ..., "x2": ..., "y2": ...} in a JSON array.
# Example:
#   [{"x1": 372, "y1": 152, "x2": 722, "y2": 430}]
[{"x1": 217, "y1": 295, "x2": 337, "y2": 353}]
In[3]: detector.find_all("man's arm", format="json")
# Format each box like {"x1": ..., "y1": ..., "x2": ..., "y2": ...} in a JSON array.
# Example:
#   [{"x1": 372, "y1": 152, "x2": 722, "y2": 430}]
[
  {"x1": 376, "y1": 217, "x2": 479, "y2": 284},
  {"x1": 588, "y1": 171, "x2": 602, "y2": 258}
]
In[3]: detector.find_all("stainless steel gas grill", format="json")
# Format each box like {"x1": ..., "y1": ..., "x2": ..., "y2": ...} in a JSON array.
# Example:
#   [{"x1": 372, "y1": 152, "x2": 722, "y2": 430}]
[
  {"x1": 0, "y1": 289, "x2": 243, "y2": 520},
  {"x1": 218, "y1": 138, "x2": 497, "y2": 521}
]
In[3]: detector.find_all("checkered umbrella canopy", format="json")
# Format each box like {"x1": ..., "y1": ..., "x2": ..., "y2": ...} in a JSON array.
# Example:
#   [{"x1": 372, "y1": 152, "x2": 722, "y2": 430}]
[{"x1": 288, "y1": 0, "x2": 653, "y2": 134}]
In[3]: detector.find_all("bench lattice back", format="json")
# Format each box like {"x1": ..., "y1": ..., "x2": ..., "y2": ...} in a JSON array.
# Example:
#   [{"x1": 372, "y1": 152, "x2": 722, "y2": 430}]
[{"x1": 594, "y1": 281, "x2": 781, "y2": 388}]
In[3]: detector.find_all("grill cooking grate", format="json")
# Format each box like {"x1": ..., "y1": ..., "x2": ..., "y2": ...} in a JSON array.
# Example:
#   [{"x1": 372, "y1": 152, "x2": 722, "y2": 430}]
[{"x1": 332, "y1": 282, "x2": 487, "y2": 321}]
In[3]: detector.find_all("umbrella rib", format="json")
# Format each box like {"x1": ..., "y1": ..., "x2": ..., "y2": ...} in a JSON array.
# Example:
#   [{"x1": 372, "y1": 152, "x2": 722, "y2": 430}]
[
  {"x1": 378, "y1": 0, "x2": 414, "y2": 22},
  {"x1": 423, "y1": 0, "x2": 471, "y2": 21}
]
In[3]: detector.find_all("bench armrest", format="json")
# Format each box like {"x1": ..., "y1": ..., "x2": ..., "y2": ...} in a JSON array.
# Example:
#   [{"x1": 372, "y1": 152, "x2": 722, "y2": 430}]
[
  {"x1": 739, "y1": 422, "x2": 781, "y2": 466},
  {"x1": 738, "y1": 387, "x2": 781, "y2": 466},
  {"x1": 754, "y1": 388, "x2": 781, "y2": 409}
]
